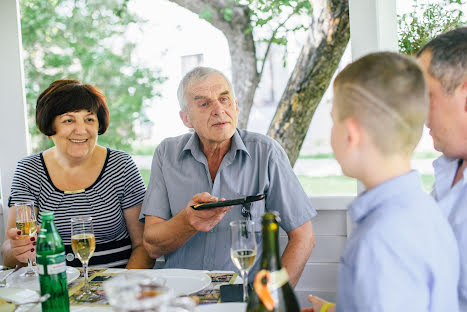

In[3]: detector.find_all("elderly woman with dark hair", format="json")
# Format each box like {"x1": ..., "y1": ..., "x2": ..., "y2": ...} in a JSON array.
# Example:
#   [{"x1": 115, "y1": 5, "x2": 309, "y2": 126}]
[{"x1": 2, "y1": 79, "x2": 153, "y2": 269}]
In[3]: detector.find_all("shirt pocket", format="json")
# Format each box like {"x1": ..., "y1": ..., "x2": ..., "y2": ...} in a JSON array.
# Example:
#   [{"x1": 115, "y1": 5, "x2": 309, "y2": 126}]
[
  {"x1": 212, "y1": 191, "x2": 251, "y2": 233},
  {"x1": 249, "y1": 196, "x2": 266, "y2": 233},
  {"x1": 221, "y1": 192, "x2": 266, "y2": 233}
]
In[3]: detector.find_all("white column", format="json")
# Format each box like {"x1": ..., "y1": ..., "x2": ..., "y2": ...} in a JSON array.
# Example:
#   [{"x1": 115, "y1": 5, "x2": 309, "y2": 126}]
[
  {"x1": 349, "y1": 0, "x2": 398, "y2": 60},
  {"x1": 0, "y1": 0, "x2": 30, "y2": 243},
  {"x1": 347, "y1": 0, "x2": 398, "y2": 229}
]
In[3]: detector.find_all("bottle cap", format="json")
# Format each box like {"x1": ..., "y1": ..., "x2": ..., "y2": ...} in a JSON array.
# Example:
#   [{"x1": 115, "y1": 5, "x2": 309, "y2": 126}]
[{"x1": 41, "y1": 211, "x2": 54, "y2": 220}]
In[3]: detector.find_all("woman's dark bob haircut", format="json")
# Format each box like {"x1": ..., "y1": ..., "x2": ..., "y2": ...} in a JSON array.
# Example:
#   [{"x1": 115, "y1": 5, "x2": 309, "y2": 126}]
[{"x1": 36, "y1": 79, "x2": 110, "y2": 136}]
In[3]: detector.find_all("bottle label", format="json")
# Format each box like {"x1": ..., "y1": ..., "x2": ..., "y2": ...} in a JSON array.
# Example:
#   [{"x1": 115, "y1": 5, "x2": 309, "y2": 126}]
[
  {"x1": 37, "y1": 252, "x2": 66, "y2": 275},
  {"x1": 254, "y1": 268, "x2": 290, "y2": 311},
  {"x1": 268, "y1": 267, "x2": 289, "y2": 291}
]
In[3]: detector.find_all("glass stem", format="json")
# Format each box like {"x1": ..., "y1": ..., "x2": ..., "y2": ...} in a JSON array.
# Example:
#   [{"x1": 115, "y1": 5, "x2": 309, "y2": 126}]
[
  {"x1": 83, "y1": 261, "x2": 89, "y2": 293},
  {"x1": 241, "y1": 270, "x2": 248, "y2": 302}
]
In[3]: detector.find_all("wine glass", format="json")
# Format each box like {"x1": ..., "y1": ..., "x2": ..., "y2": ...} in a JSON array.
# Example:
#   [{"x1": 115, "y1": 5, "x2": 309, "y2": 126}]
[
  {"x1": 230, "y1": 220, "x2": 257, "y2": 302},
  {"x1": 71, "y1": 216, "x2": 99, "y2": 302},
  {"x1": 15, "y1": 201, "x2": 37, "y2": 277}
]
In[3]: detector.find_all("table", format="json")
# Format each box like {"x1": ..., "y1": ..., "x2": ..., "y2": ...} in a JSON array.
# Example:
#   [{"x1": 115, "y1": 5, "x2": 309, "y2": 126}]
[{"x1": 0, "y1": 268, "x2": 242, "y2": 312}]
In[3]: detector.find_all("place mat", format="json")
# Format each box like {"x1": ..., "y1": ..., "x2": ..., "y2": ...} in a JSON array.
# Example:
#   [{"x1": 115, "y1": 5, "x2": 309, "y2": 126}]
[
  {"x1": 196, "y1": 273, "x2": 238, "y2": 305},
  {"x1": 67, "y1": 269, "x2": 238, "y2": 306}
]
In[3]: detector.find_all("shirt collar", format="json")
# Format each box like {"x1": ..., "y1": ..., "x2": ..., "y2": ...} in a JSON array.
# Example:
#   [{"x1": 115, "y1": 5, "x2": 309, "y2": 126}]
[
  {"x1": 348, "y1": 170, "x2": 421, "y2": 223},
  {"x1": 179, "y1": 129, "x2": 250, "y2": 161},
  {"x1": 433, "y1": 155, "x2": 467, "y2": 198}
]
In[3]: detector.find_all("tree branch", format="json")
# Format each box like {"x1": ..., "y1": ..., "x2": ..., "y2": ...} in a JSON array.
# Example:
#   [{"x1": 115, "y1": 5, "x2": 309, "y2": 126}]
[{"x1": 258, "y1": 10, "x2": 298, "y2": 81}]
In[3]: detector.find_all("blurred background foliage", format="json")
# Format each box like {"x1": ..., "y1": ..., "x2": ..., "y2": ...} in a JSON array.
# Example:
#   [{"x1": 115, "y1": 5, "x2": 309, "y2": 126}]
[
  {"x1": 19, "y1": 0, "x2": 466, "y2": 156},
  {"x1": 398, "y1": 0, "x2": 466, "y2": 55},
  {"x1": 20, "y1": 0, "x2": 166, "y2": 153}
]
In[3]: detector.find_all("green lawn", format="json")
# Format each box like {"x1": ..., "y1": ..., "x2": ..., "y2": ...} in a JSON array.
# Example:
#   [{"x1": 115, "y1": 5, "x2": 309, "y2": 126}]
[{"x1": 140, "y1": 169, "x2": 435, "y2": 195}]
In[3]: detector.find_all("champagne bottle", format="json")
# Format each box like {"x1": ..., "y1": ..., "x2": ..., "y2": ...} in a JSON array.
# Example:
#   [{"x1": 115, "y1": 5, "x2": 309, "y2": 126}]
[
  {"x1": 36, "y1": 211, "x2": 70, "y2": 312},
  {"x1": 247, "y1": 211, "x2": 300, "y2": 312}
]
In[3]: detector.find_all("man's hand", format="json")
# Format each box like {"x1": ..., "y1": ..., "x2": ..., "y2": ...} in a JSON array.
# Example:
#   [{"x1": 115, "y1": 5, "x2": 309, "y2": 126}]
[{"x1": 184, "y1": 192, "x2": 232, "y2": 232}]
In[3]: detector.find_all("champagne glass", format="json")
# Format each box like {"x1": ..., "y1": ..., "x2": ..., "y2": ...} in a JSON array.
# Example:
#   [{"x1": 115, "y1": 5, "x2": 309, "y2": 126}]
[
  {"x1": 71, "y1": 216, "x2": 99, "y2": 302},
  {"x1": 15, "y1": 201, "x2": 37, "y2": 277},
  {"x1": 230, "y1": 220, "x2": 257, "y2": 302}
]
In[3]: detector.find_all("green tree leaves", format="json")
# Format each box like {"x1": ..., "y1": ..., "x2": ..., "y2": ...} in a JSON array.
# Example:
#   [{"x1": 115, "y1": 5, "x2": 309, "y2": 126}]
[
  {"x1": 20, "y1": 0, "x2": 166, "y2": 152},
  {"x1": 398, "y1": 0, "x2": 466, "y2": 55}
]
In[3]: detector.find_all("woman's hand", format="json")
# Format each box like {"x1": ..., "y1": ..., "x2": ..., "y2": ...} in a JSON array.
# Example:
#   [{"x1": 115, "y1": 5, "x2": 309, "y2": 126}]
[{"x1": 5, "y1": 227, "x2": 36, "y2": 264}]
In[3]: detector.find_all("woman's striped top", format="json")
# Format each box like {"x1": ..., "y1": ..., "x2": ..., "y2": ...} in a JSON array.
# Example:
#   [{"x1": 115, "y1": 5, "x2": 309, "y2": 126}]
[{"x1": 8, "y1": 148, "x2": 146, "y2": 268}]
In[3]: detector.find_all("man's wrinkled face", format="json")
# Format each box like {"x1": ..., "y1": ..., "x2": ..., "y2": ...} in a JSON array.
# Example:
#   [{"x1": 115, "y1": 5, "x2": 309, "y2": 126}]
[
  {"x1": 418, "y1": 51, "x2": 467, "y2": 158},
  {"x1": 180, "y1": 73, "x2": 239, "y2": 146}
]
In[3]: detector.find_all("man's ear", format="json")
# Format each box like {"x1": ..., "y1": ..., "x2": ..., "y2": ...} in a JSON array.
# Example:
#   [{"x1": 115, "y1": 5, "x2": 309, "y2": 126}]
[
  {"x1": 235, "y1": 100, "x2": 239, "y2": 113},
  {"x1": 179, "y1": 111, "x2": 193, "y2": 128},
  {"x1": 344, "y1": 117, "x2": 362, "y2": 150}
]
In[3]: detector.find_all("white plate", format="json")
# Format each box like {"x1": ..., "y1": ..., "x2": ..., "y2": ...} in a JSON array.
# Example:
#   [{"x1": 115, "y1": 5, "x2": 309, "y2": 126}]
[
  {"x1": 195, "y1": 302, "x2": 246, "y2": 312},
  {"x1": 6, "y1": 266, "x2": 80, "y2": 291},
  {"x1": 139, "y1": 269, "x2": 211, "y2": 296},
  {"x1": 0, "y1": 287, "x2": 40, "y2": 312}
]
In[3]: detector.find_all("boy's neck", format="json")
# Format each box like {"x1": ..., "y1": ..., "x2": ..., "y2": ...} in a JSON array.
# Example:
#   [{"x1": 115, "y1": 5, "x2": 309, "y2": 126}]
[{"x1": 357, "y1": 154, "x2": 412, "y2": 190}]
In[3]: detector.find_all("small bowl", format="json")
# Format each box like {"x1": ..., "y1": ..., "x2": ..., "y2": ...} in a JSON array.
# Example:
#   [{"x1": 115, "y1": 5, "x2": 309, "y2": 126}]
[{"x1": 104, "y1": 272, "x2": 173, "y2": 312}]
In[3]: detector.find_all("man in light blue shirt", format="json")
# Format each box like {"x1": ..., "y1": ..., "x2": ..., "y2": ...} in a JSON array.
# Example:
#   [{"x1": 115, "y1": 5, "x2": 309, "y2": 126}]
[
  {"x1": 418, "y1": 27, "x2": 467, "y2": 310},
  {"x1": 140, "y1": 67, "x2": 316, "y2": 286},
  {"x1": 304, "y1": 52, "x2": 459, "y2": 312}
]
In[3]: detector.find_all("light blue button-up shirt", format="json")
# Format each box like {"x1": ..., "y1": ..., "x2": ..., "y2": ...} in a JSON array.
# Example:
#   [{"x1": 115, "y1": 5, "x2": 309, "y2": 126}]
[
  {"x1": 140, "y1": 129, "x2": 316, "y2": 275},
  {"x1": 433, "y1": 155, "x2": 467, "y2": 311},
  {"x1": 337, "y1": 171, "x2": 459, "y2": 312}
]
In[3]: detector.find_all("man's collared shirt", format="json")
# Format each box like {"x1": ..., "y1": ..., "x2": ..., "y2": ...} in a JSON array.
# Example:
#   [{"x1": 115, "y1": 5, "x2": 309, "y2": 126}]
[
  {"x1": 140, "y1": 129, "x2": 316, "y2": 274},
  {"x1": 337, "y1": 171, "x2": 459, "y2": 312},
  {"x1": 433, "y1": 155, "x2": 467, "y2": 310}
]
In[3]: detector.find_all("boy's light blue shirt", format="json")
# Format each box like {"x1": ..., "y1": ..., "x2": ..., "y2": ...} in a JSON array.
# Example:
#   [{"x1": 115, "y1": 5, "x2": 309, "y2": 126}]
[
  {"x1": 433, "y1": 155, "x2": 467, "y2": 310},
  {"x1": 337, "y1": 171, "x2": 459, "y2": 312}
]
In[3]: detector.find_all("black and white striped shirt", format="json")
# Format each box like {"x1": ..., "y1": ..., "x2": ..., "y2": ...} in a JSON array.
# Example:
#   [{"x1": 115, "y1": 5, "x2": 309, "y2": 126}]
[{"x1": 9, "y1": 148, "x2": 146, "y2": 268}]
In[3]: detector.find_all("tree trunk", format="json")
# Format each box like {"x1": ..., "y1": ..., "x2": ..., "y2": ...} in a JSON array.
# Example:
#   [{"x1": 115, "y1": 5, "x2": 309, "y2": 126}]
[
  {"x1": 168, "y1": 0, "x2": 259, "y2": 129},
  {"x1": 267, "y1": 0, "x2": 350, "y2": 166}
]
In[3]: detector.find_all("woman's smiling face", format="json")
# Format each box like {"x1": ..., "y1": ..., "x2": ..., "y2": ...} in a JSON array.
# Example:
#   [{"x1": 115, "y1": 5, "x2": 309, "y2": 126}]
[{"x1": 51, "y1": 109, "x2": 99, "y2": 160}]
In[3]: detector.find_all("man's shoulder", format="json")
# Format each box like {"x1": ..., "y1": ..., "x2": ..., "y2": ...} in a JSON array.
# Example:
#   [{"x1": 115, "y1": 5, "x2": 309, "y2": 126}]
[
  {"x1": 237, "y1": 129, "x2": 282, "y2": 150},
  {"x1": 155, "y1": 132, "x2": 195, "y2": 159}
]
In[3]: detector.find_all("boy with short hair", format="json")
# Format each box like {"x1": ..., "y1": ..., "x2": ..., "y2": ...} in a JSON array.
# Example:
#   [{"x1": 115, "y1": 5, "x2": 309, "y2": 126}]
[{"x1": 303, "y1": 52, "x2": 459, "y2": 312}]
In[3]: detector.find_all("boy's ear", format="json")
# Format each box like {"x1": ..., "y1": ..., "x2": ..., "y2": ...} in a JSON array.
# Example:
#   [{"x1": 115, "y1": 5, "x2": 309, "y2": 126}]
[
  {"x1": 344, "y1": 117, "x2": 362, "y2": 149},
  {"x1": 179, "y1": 111, "x2": 193, "y2": 128}
]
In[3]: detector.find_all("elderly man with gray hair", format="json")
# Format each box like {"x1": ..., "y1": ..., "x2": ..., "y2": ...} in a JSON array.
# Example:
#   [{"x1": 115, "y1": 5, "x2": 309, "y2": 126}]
[
  {"x1": 140, "y1": 67, "x2": 316, "y2": 286},
  {"x1": 417, "y1": 27, "x2": 467, "y2": 310}
]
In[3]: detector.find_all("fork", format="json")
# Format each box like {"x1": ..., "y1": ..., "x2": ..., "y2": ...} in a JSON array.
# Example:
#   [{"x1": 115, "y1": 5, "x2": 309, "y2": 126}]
[{"x1": 0, "y1": 265, "x2": 20, "y2": 287}]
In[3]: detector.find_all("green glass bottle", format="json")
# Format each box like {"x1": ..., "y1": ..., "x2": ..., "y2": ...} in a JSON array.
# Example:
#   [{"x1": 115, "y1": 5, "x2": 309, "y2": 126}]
[
  {"x1": 247, "y1": 211, "x2": 300, "y2": 312},
  {"x1": 36, "y1": 211, "x2": 70, "y2": 312}
]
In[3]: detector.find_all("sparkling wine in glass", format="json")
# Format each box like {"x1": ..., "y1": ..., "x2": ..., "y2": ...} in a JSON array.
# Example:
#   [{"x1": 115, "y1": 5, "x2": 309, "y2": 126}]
[
  {"x1": 230, "y1": 220, "x2": 257, "y2": 302},
  {"x1": 71, "y1": 216, "x2": 99, "y2": 302},
  {"x1": 15, "y1": 201, "x2": 37, "y2": 277}
]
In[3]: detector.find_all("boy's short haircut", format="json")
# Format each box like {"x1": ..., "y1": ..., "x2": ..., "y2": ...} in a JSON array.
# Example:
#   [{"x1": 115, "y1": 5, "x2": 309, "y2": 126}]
[{"x1": 333, "y1": 52, "x2": 428, "y2": 156}]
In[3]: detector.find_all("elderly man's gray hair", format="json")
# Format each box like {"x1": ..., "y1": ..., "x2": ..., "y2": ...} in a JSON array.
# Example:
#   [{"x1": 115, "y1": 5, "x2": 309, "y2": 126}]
[
  {"x1": 177, "y1": 67, "x2": 236, "y2": 112},
  {"x1": 417, "y1": 27, "x2": 467, "y2": 94}
]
